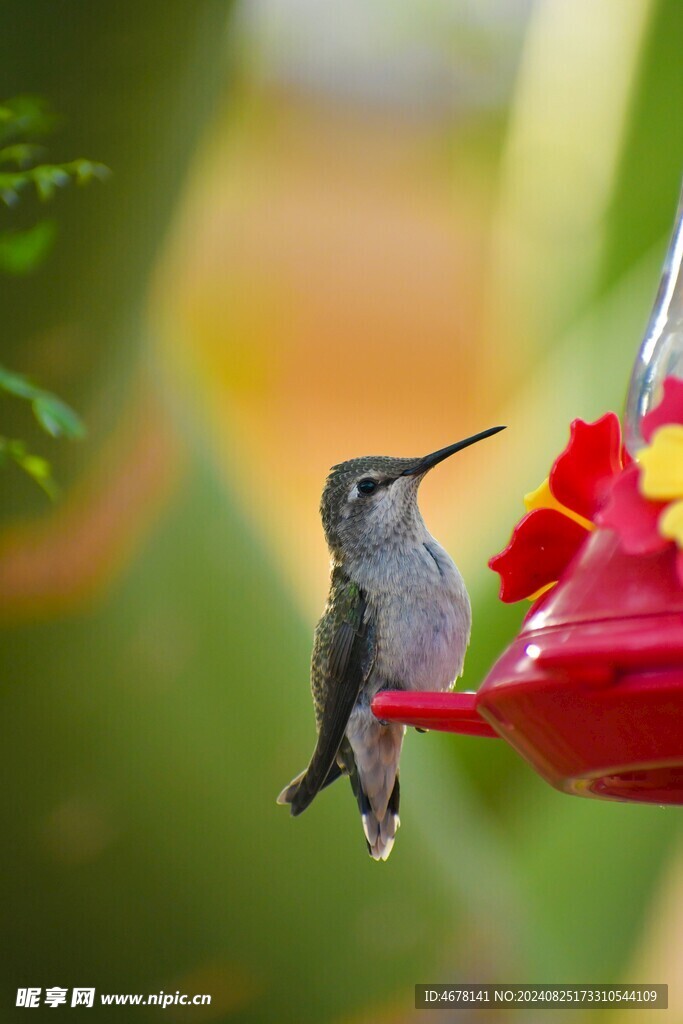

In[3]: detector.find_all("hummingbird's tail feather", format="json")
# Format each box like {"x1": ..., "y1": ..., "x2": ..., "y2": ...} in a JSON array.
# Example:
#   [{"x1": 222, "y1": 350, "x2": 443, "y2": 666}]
[
  {"x1": 276, "y1": 760, "x2": 343, "y2": 811},
  {"x1": 346, "y1": 711, "x2": 404, "y2": 861},
  {"x1": 358, "y1": 774, "x2": 400, "y2": 861}
]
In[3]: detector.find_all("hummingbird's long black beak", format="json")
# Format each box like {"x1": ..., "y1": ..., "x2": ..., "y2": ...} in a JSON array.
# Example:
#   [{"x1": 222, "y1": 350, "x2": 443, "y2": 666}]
[{"x1": 400, "y1": 425, "x2": 506, "y2": 477}]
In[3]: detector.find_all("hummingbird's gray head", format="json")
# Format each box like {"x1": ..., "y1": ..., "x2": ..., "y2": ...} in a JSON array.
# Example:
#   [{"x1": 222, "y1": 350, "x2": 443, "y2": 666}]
[{"x1": 320, "y1": 426, "x2": 505, "y2": 559}]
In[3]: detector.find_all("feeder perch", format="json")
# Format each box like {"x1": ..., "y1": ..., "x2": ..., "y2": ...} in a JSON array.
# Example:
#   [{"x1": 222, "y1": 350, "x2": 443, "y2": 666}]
[{"x1": 372, "y1": 182, "x2": 683, "y2": 805}]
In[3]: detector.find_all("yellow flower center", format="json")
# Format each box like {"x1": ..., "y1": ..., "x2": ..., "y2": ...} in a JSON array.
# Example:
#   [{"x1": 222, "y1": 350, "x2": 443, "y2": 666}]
[
  {"x1": 523, "y1": 477, "x2": 593, "y2": 531},
  {"x1": 637, "y1": 424, "x2": 683, "y2": 501},
  {"x1": 520, "y1": 478, "x2": 593, "y2": 600},
  {"x1": 659, "y1": 499, "x2": 683, "y2": 547}
]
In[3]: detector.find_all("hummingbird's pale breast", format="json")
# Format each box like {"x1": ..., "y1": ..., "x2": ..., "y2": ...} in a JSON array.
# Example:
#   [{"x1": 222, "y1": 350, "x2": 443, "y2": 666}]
[{"x1": 350, "y1": 527, "x2": 471, "y2": 696}]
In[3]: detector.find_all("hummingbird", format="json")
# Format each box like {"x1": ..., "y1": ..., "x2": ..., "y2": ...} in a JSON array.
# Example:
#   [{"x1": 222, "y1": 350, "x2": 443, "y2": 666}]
[{"x1": 278, "y1": 426, "x2": 505, "y2": 860}]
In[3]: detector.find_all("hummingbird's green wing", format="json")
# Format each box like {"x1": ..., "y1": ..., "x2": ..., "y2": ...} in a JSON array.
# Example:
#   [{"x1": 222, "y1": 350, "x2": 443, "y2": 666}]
[{"x1": 284, "y1": 571, "x2": 374, "y2": 816}]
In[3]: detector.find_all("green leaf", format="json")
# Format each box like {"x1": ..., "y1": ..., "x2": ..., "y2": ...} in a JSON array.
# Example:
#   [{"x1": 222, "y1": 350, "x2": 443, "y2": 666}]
[
  {"x1": 19, "y1": 453, "x2": 57, "y2": 497},
  {"x1": 0, "y1": 97, "x2": 109, "y2": 214},
  {"x1": 0, "y1": 436, "x2": 57, "y2": 499},
  {"x1": 0, "y1": 143, "x2": 45, "y2": 167},
  {"x1": 0, "y1": 220, "x2": 56, "y2": 274},
  {"x1": 0, "y1": 95, "x2": 57, "y2": 145},
  {"x1": 0, "y1": 364, "x2": 42, "y2": 400},
  {"x1": 14, "y1": 455, "x2": 57, "y2": 498},
  {"x1": 0, "y1": 364, "x2": 86, "y2": 438},
  {"x1": 33, "y1": 164, "x2": 70, "y2": 201},
  {"x1": 0, "y1": 161, "x2": 110, "y2": 206},
  {"x1": 32, "y1": 393, "x2": 85, "y2": 439},
  {"x1": 0, "y1": 170, "x2": 27, "y2": 206},
  {"x1": 68, "y1": 158, "x2": 110, "y2": 185}
]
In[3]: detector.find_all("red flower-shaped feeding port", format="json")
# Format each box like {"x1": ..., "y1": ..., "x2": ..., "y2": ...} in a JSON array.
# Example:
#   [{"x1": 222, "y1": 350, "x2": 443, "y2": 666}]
[
  {"x1": 488, "y1": 412, "x2": 625, "y2": 604},
  {"x1": 599, "y1": 376, "x2": 683, "y2": 583}
]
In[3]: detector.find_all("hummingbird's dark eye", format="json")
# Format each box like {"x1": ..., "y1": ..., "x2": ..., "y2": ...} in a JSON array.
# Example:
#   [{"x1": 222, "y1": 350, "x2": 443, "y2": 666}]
[{"x1": 358, "y1": 478, "x2": 377, "y2": 495}]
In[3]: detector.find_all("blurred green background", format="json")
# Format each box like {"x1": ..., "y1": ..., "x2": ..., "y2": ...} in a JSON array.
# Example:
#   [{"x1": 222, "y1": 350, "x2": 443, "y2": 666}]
[{"x1": 1, "y1": 1, "x2": 683, "y2": 1020}]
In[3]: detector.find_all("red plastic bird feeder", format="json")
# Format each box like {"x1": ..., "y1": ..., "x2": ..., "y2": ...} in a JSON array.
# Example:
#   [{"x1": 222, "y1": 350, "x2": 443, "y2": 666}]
[{"x1": 372, "y1": 183, "x2": 683, "y2": 805}]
